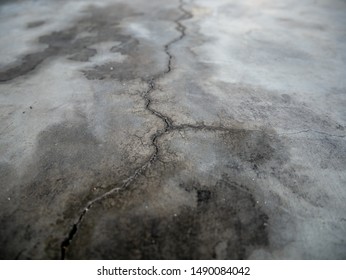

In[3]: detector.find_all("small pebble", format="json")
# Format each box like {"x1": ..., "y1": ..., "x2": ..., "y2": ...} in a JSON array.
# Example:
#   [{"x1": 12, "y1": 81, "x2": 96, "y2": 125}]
[{"x1": 7, "y1": 197, "x2": 10, "y2": 201}]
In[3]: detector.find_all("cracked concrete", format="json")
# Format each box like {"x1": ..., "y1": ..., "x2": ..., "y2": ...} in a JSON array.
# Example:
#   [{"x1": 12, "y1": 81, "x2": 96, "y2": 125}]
[{"x1": 1, "y1": 0, "x2": 346, "y2": 259}]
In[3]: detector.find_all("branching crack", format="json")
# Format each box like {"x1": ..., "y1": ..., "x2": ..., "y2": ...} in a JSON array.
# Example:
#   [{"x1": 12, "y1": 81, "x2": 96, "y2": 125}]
[
  {"x1": 60, "y1": 0, "x2": 192, "y2": 259},
  {"x1": 62, "y1": 0, "x2": 344, "y2": 259},
  {"x1": 61, "y1": 0, "x2": 276, "y2": 258}
]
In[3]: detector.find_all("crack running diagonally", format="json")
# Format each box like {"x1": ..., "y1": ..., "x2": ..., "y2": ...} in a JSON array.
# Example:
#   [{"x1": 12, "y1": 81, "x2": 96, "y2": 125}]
[{"x1": 60, "y1": 0, "x2": 192, "y2": 259}]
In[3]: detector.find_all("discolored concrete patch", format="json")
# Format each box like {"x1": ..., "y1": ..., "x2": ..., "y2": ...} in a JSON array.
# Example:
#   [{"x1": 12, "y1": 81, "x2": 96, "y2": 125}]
[
  {"x1": 27, "y1": 20, "x2": 46, "y2": 29},
  {"x1": 1, "y1": 0, "x2": 346, "y2": 260},
  {"x1": 65, "y1": 128, "x2": 278, "y2": 259},
  {"x1": 0, "y1": 4, "x2": 139, "y2": 81},
  {"x1": 0, "y1": 115, "x2": 155, "y2": 259},
  {"x1": 66, "y1": 174, "x2": 269, "y2": 259}
]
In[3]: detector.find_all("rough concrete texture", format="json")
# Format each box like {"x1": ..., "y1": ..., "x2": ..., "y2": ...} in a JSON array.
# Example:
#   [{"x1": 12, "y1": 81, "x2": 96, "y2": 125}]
[{"x1": 0, "y1": 0, "x2": 345, "y2": 259}]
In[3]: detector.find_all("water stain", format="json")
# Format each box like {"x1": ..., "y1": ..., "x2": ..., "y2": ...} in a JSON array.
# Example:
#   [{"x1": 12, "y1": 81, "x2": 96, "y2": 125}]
[
  {"x1": 65, "y1": 175, "x2": 269, "y2": 259},
  {"x1": 0, "y1": 118, "x2": 140, "y2": 259},
  {"x1": 277, "y1": 17, "x2": 326, "y2": 31},
  {"x1": 110, "y1": 38, "x2": 139, "y2": 55},
  {"x1": 27, "y1": 20, "x2": 45, "y2": 29},
  {"x1": 0, "y1": 162, "x2": 16, "y2": 189},
  {"x1": 220, "y1": 128, "x2": 288, "y2": 168},
  {"x1": 0, "y1": 4, "x2": 138, "y2": 82},
  {"x1": 217, "y1": 126, "x2": 333, "y2": 208}
]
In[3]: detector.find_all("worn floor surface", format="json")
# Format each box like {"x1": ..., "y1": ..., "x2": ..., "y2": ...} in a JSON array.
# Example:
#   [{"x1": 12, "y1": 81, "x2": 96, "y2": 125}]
[{"x1": 0, "y1": 0, "x2": 345, "y2": 259}]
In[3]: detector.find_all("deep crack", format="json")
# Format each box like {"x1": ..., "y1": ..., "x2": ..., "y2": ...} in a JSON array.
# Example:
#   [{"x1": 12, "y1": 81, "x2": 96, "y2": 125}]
[
  {"x1": 60, "y1": 0, "x2": 271, "y2": 258},
  {"x1": 60, "y1": 0, "x2": 278, "y2": 259},
  {"x1": 60, "y1": 0, "x2": 192, "y2": 259}
]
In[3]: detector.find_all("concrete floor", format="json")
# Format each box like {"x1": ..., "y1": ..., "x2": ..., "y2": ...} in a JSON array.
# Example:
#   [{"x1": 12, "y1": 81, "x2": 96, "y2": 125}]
[{"x1": 0, "y1": 0, "x2": 345, "y2": 259}]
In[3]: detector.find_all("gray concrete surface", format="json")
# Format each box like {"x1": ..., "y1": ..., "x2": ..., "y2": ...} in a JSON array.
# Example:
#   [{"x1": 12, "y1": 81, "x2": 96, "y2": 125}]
[{"x1": 0, "y1": 0, "x2": 345, "y2": 259}]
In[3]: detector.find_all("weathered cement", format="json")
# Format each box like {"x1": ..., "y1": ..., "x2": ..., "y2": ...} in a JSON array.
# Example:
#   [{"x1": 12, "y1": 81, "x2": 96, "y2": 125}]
[{"x1": 0, "y1": 0, "x2": 345, "y2": 259}]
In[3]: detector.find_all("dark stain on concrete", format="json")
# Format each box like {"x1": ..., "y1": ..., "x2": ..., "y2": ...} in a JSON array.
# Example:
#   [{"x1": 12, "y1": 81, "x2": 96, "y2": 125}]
[
  {"x1": 318, "y1": 137, "x2": 346, "y2": 170},
  {"x1": 27, "y1": 20, "x2": 45, "y2": 29},
  {"x1": 0, "y1": 118, "x2": 143, "y2": 259},
  {"x1": 219, "y1": 127, "x2": 332, "y2": 208},
  {"x1": 58, "y1": 2, "x2": 193, "y2": 259},
  {"x1": 197, "y1": 189, "x2": 211, "y2": 205},
  {"x1": 277, "y1": 17, "x2": 326, "y2": 31},
  {"x1": 0, "y1": 1, "x2": 186, "y2": 259},
  {"x1": 110, "y1": 38, "x2": 139, "y2": 55},
  {"x1": 61, "y1": 124, "x2": 280, "y2": 259},
  {"x1": 0, "y1": 162, "x2": 16, "y2": 189},
  {"x1": 220, "y1": 128, "x2": 288, "y2": 169},
  {"x1": 0, "y1": 216, "x2": 29, "y2": 259},
  {"x1": 269, "y1": 165, "x2": 329, "y2": 207},
  {"x1": 0, "y1": 0, "x2": 16, "y2": 5},
  {"x1": 0, "y1": 4, "x2": 138, "y2": 82},
  {"x1": 68, "y1": 48, "x2": 97, "y2": 62},
  {"x1": 79, "y1": 128, "x2": 280, "y2": 259},
  {"x1": 65, "y1": 174, "x2": 268, "y2": 259},
  {"x1": 0, "y1": 3, "x2": 177, "y2": 83}
]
